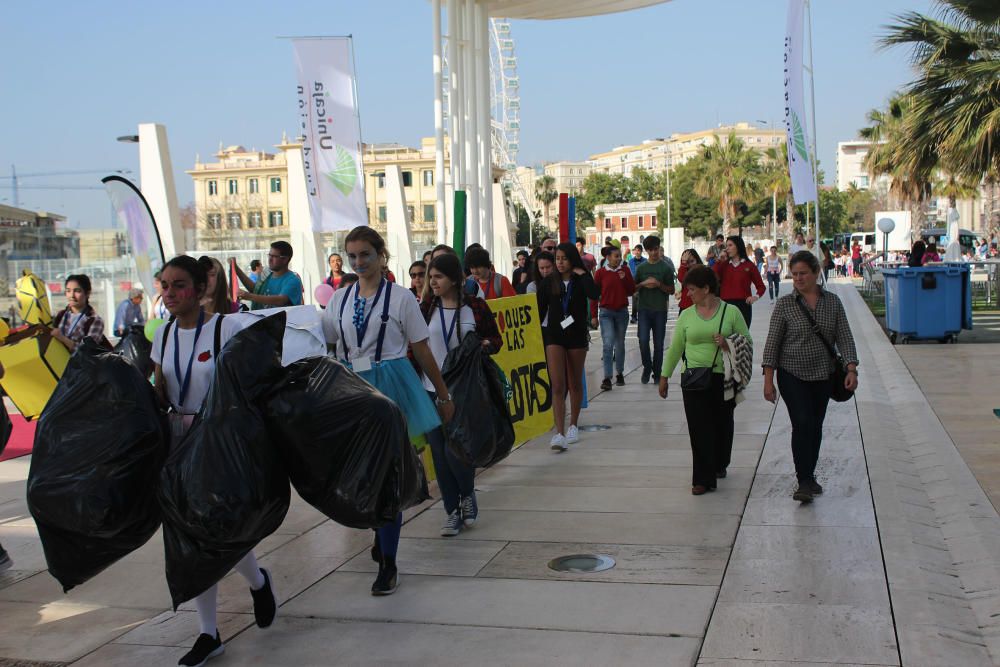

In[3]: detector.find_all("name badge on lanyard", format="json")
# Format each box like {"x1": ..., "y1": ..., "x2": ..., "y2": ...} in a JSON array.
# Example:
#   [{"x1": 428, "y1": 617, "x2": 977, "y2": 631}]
[
  {"x1": 174, "y1": 308, "x2": 206, "y2": 410},
  {"x1": 560, "y1": 280, "x2": 574, "y2": 329},
  {"x1": 439, "y1": 302, "x2": 459, "y2": 348},
  {"x1": 338, "y1": 279, "x2": 391, "y2": 372}
]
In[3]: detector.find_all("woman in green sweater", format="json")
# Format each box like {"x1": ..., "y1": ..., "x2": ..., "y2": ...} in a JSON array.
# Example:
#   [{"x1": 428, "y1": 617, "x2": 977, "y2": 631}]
[{"x1": 658, "y1": 266, "x2": 750, "y2": 494}]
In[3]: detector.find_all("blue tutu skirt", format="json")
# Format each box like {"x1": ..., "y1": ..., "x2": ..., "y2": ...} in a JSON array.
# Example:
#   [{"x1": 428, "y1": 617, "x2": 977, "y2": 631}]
[{"x1": 348, "y1": 357, "x2": 441, "y2": 438}]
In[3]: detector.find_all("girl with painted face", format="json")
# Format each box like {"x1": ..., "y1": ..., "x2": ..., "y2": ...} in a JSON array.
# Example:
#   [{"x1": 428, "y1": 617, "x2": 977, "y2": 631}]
[
  {"x1": 51, "y1": 274, "x2": 106, "y2": 352},
  {"x1": 150, "y1": 256, "x2": 278, "y2": 667},
  {"x1": 321, "y1": 226, "x2": 454, "y2": 596}
]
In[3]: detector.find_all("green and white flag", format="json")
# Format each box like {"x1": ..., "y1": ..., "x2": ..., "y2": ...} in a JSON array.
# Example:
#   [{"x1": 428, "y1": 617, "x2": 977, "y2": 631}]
[
  {"x1": 783, "y1": 0, "x2": 817, "y2": 204},
  {"x1": 292, "y1": 38, "x2": 367, "y2": 231}
]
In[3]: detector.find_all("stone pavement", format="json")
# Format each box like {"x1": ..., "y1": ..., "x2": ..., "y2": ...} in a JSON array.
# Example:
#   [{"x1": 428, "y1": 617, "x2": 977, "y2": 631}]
[{"x1": 2, "y1": 283, "x2": 1000, "y2": 666}]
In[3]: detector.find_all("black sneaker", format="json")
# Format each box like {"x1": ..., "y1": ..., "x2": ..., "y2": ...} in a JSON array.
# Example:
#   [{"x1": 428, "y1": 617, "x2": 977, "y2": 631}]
[
  {"x1": 641, "y1": 367, "x2": 651, "y2": 384},
  {"x1": 615, "y1": 374, "x2": 625, "y2": 386},
  {"x1": 178, "y1": 632, "x2": 223, "y2": 667},
  {"x1": 600, "y1": 378, "x2": 612, "y2": 391},
  {"x1": 716, "y1": 468, "x2": 727, "y2": 479},
  {"x1": 793, "y1": 484, "x2": 814, "y2": 503},
  {"x1": 0, "y1": 545, "x2": 12, "y2": 573},
  {"x1": 250, "y1": 568, "x2": 277, "y2": 628},
  {"x1": 371, "y1": 556, "x2": 399, "y2": 596},
  {"x1": 808, "y1": 478, "x2": 824, "y2": 495}
]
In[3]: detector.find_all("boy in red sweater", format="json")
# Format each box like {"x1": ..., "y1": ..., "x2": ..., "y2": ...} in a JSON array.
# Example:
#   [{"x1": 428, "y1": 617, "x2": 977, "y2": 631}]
[{"x1": 592, "y1": 246, "x2": 635, "y2": 389}]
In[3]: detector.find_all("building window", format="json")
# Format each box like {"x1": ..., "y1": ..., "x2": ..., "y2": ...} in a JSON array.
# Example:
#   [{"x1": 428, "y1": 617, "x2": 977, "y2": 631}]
[
  {"x1": 638, "y1": 215, "x2": 644, "y2": 229},
  {"x1": 423, "y1": 204, "x2": 436, "y2": 222},
  {"x1": 652, "y1": 215, "x2": 657, "y2": 227},
  {"x1": 402, "y1": 171, "x2": 413, "y2": 187},
  {"x1": 248, "y1": 211, "x2": 263, "y2": 228},
  {"x1": 208, "y1": 180, "x2": 218, "y2": 196},
  {"x1": 268, "y1": 211, "x2": 283, "y2": 227},
  {"x1": 227, "y1": 212, "x2": 242, "y2": 229},
  {"x1": 378, "y1": 206, "x2": 387, "y2": 223},
  {"x1": 228, "y1": 179, "x2": 238, "y2": 195},
  {"x1": 620, "y1": 217, "x2": 627, "y2": 230},
  {"x1": 604, "y1": 217, "x2": 611, "y2": 230},
  {"x1": 207, "y1": 213, "x2": 221, "y2": 229},
  {"x1": 406, "y1": 205, "x2": 415, "y2": 223},
  {"x1": 423, "y1": 170, "x2": 434, "y2": 186},
  {"x1": 375, "y1": 172, "x2": 385, "y2": 188},
  {"x1": 248, "y1": 178, "x2": 259, "y2": 194},
  {"x1": 269, "y1": 177, "x2": 282, "y2": 193}
]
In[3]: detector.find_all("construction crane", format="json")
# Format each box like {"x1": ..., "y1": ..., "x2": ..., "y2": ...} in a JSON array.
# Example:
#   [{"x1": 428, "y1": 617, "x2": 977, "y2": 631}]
[{"x1": 6, "y1": 166, "x2": 131, "y2": 208}]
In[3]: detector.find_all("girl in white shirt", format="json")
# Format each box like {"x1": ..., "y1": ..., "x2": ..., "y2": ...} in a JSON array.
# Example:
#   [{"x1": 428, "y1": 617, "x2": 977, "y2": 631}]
[
  {"x1": 321, "y1": 227, "x2": 453, "y2": 596},
  {"x1": 150, "y1": 255, "x2": 277, "y2": 667}
]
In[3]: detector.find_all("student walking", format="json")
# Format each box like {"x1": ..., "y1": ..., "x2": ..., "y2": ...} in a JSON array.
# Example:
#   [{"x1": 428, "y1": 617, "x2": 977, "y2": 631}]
[
  {"x1": 714, "y1": 236, "x2": 765, "y2": 327},
  {"x1": 150, "y1": 256, "x2": 278, "y2": 667},
  {"x1": 465, "y1": 247, "x2": 517, "y2": 300},
  {"x1": 537, "y1": 243, "x2": 599, "y2": 451},
  {"x1": 593, "y1": 245, "x2": 635, "y2": 390},
  {"x1": 322, "y1": 227, "x2": 453, "y2": 595},
  {"x1": 526, "y1": 251, "x2": 554, "y2": 295},
  {"x1": 234, "y1": 241, "x2": 304, "y2": 309},
  {"x1": 627, "y1": 244, "x2": 646, "y2": 323},
  {"x1": 659, "y1": 266, "x2": 750, "y2": 494},
  {"x1": 634, "y1": 236, "x2": 675, "y2": 385},
  {"x1": 765, "y1": 246, "x2": 784, "y2": 303},
  {"x1": 325, "y1": 253, "x2": 346, "y2": 290},
  {"x1": 762, "y1": 251, "x2": 859, "y2": 503},
  {"x1": 420, "y1": 254, "x2": 502, "y2": 536},
  {"x1": 676, "y1": 249, "x2": 703, "y2": 315}
]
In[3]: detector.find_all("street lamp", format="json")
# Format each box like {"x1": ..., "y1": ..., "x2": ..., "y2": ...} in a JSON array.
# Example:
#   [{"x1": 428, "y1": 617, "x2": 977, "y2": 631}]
[{"x1": 116, "y1": 135, "x2": 139, "y2": 144}]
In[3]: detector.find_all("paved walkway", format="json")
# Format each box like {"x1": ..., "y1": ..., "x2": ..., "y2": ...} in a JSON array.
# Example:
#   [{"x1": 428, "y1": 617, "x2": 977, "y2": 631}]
[{"x1": 2, "y1": 283, "x2": 1000, "y2": 665}]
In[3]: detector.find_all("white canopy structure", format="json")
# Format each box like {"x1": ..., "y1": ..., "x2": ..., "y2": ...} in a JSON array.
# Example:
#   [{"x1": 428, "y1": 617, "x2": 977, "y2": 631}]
[{"x1": 429, "y1": 0, "x2": 672, "y2": 250}]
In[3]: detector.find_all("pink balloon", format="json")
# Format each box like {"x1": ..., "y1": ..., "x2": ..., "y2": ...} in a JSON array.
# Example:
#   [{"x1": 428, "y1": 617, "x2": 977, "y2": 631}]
[{"x1": 314, "y1": 283, "x2": 334, "y2": 307}]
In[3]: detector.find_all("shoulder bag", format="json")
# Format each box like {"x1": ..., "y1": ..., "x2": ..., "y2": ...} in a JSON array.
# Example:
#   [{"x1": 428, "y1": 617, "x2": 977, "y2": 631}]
[
  {"x1": 794, "y1": 296, "x2": 854, "y2": 402},
  {"x1": 680, "y1": 303, "x2": 726, "y2": 391}
]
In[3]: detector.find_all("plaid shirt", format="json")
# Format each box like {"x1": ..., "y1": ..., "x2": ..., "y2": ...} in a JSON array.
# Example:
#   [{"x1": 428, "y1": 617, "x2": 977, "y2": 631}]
[
  {"x1": 762, "y1": 288, "x2": 858, "y2": 381},
  {"x1": 54, "y1": 305, "x2": 105, "y2": 344}
]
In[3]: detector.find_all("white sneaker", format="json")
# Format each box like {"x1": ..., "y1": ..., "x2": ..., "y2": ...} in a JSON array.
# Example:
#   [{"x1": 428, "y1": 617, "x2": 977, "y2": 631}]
[
  {"x1": 440, "y1": 509, "x2": 462, "y2": 537},
  {"x1": 566, "y1": 425, "x2": 579, "y2": 445},
  {"x1": 550, "y1": 433, "x2": 567, "y2": 452}
]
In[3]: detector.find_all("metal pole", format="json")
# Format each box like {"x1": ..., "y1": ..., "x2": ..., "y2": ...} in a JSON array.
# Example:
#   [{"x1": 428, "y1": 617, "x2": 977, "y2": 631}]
[
  {"x1": 432, "y1": 0, "x2": 447, "y2": 244},
  {"x1": 772, "y1": 189, "x2": 777, "y2": 241}
]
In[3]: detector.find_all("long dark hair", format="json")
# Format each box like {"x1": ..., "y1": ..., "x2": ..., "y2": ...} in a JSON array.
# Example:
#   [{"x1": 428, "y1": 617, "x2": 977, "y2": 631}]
[
  {"x1": 531, "y1": 251, "x2": 554, "y2": 291},
  {"x1": 546, "y1": 242, "x2": 586, "y2": 296},
  {"x1": 726, "y1": 235, "x2": 749, "y2": 261},
  {"x1": 682, "y1": 265, "x2": 719, "y2": 294},
  {"x1": 429, "y1": 253, "x2": 465, "y2": 303},
  {"x1": 908, "y1": 240, "x2": 926, "y2": 267},
  {"x1": 198, "y1": 255, "x2": 231, "y2": 315},
  {"x1": 682, "y1": 248, "x2": 703, "y2": 266},
  {"x1": 163, "y1": 255, "x2": 207, "y2": 290}
]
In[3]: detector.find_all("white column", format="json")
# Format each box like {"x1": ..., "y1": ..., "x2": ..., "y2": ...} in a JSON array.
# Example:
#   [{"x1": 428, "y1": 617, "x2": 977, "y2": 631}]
[
  {"x1": 384, "y1": 165, "x2": 414, "y2": 284},
  {"x1": 137, "y1": 123, "x2": 183, "y2": 256},
  {"x1": 463, "y1": 0, "x2": 479, "y2": 247},
  {"x1": 284, "y1": 144, "x2": 326, "y2": 303},
  {"x1": 447, "y1": 0, "x2": 462, "y2": 195},
  {"x1": 491, "y1": 183, "x2": 513, "y2": 276},
  {"x1": 477, "y1": 4, "x2": 492, "y2": 251},
  {"x1": 432, "y1": 0, "x2": 447, "y2": 244}
]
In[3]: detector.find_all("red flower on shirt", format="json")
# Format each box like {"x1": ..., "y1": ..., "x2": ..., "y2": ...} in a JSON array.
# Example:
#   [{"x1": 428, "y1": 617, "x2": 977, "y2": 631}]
[{"x1": 197, "y1": 350, "x2": 211, "y2": 362}]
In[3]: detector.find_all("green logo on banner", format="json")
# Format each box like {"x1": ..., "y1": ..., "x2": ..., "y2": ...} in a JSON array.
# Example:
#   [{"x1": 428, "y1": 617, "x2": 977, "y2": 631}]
[
  {"x1": 790, "y1": 110, "x2": 809, "y2": 163},
  {"x1": 325, "y1": 145, "x2": 357, "y2": 196}
]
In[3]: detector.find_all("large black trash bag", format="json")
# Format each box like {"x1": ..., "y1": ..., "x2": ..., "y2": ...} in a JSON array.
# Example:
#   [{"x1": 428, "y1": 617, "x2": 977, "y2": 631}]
[
  {"x1": 0, "y1": 399, "x2": 11, "y2": 457},
  {"x1": 264, "y1": 356, "x2": 429, "y2": 529},
  {"x1": 114, "y1": 324, "x2": 153, "y2": 378},
  {"x1": 441, "y1": 334, "x2": 515, "y2": 468},
  {"x1": 27, "y1": 338, "x2": 169, "y2": 592},
  {"x1": 158, "y1": 313, "x2": 289, "y2": 609}
]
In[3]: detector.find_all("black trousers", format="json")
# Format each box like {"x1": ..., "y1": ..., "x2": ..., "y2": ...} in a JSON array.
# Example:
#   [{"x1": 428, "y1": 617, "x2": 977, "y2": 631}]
[
  {"x1": 725, "y1": 298, "x2": 753, "y2": 327},
  {"x1": 777, "y1": 369, "x2": 832, "y2": 482},
  {"x1": 682, "y1": 373, "x2": 735, "y2": 488}
]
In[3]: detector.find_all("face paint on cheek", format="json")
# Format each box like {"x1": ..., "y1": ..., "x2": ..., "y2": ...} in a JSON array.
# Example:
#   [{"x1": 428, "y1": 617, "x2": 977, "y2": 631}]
[{"x1": 177, "y1": 288, "x2": 197, "y2": 300}]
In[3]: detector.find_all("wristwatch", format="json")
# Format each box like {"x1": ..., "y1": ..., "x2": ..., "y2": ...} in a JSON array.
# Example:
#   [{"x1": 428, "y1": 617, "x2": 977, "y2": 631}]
[{"x1": 435, "y1": 395, "x2": 452, "y2": 406}]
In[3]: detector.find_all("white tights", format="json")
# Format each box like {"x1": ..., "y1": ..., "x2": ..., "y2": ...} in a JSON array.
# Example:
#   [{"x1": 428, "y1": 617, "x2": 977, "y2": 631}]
[{"x1": 194, "y1": 551, "x2": 265, "y2": 636}]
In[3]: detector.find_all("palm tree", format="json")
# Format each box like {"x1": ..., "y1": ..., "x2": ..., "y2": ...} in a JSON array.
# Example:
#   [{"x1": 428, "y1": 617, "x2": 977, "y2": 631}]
[
  {"x1": 535, "y1": 175, "x2": 558, "y2": 233},
  {"x1": 880, "y1": 1, "x2": 1000, "y2": 182},
  {"x1": 860, "y1": 95, "x2": 936, "y2": 235},
  {"x1": 763, "y1": 144, "x2": 796, "y2": 242},
  {"x1": 693, "y1": 132, "x2": 762, "y2": 236}
]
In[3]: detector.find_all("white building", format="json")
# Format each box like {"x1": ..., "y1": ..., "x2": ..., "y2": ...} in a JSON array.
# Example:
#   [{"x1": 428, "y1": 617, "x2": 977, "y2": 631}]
[{"x1": 836, "y1": 140, "x2": 887, "y2": 191}]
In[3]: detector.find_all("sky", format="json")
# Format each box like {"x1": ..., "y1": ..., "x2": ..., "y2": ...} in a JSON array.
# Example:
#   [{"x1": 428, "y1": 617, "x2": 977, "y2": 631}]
[{"x1": 0, "y1": 0, "x2": 934, "y2": 229}]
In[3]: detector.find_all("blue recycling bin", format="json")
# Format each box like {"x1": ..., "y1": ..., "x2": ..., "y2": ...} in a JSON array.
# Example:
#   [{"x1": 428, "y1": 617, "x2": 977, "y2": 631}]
[{"x1": 881, "y1": 264, "x2": 972, "y2": 343}]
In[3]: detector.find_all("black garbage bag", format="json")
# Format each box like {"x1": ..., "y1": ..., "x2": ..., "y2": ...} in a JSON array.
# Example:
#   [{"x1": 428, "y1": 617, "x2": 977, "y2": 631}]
[
  {"x1": 114, "y1": 324, "x2": 153, "y2": 378},
  {"x1": 27, "y1": 338, "x2": 169, "y2": 592},
  {"x1": 0, "y1": 399, "x2": 11, "y2": 457},
  {"x1": 441, "y1": 333, "x2": 515, "y2": 468},
  {"x1": 158, "y1": 313, "x2": 289, "y2": 609},
  {"x1": 264, "y1": 356, "x2": 429, "y2": 530}
]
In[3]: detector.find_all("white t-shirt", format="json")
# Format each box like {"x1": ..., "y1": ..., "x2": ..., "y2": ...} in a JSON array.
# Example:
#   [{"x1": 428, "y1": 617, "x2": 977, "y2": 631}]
[
  {"x1": 788, "y1": 243, "x2": 805, "y2": 256},
  {"x1": 422, "y1": 303, "x2": 476, "y2": 391},
  {"x1": 151, "y1": 313, "x2": 244, "y2": 414},
  {"x1": 322, "y1": 281, "x2": 429, "y2": 363}
]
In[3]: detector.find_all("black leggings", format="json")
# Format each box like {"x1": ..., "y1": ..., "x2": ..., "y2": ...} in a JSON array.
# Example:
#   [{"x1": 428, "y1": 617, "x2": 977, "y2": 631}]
[
  {"x1": 725, "y1": 299, "x2": 753, "y2": 328},
  {"x1": 682, "y1": 373, "x2": 736, "y2": 487}
]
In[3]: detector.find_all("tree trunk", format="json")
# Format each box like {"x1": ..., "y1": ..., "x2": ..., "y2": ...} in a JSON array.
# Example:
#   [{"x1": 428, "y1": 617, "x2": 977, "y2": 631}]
[{"x1": 784, "y1": 191, "x2": 796, "y2": 244}]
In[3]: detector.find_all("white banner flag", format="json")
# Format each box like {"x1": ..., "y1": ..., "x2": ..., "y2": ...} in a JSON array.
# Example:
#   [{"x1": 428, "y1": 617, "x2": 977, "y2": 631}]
[
  {"x1": 292, "y1": 38, "x2": 367, "y2": 232},
  {"x1": 784, "y1": 0, "x2": 817, "y2": 204}
]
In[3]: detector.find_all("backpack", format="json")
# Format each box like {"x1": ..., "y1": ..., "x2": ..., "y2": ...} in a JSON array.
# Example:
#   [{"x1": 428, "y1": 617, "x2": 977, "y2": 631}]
[{"x1": 464, "y1": 273, "x2": 503, "y2": 299}]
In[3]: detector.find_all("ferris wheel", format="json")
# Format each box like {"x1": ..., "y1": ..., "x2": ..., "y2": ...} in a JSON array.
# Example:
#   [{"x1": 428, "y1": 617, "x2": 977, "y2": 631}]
[{"x1": 488, "y1": 19, "x2": 533, "y2": 216}]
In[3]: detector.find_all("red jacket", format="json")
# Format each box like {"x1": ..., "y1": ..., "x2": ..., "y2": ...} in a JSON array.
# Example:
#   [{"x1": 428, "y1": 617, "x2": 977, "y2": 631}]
[
  {"x1": 714, "y1": 258, "x2": 765, "y2": 301},
  {"x1": 677, "y1": 265, "x2": 692, "y2": 310},
  {"x1": 593, "y1": 263, "x2": 635, "y2": 311}
]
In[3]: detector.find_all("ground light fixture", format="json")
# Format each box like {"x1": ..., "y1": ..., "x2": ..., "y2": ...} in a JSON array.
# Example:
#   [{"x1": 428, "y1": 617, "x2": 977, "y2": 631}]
[{"x1": 548, "y1": 554, "x2": 616, "y2": 573}]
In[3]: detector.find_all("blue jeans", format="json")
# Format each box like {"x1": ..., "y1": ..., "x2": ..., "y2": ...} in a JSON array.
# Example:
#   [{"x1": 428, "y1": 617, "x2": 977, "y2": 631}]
[
  {"x1": 599, "y1": 307, "x2": 629, "y2": 378},
  {"x1": 637, "y1": 309, "x2": 667, "y2": 378},
  {"x1": 426, "y1": 424, "x2": 475, "y2": 515}
]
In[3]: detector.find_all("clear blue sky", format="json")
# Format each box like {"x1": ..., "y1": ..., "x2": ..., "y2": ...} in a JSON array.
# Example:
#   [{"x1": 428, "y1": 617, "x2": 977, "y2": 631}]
[{"x1": 0, "y1": 0, "x2": 932, "y2": 229}]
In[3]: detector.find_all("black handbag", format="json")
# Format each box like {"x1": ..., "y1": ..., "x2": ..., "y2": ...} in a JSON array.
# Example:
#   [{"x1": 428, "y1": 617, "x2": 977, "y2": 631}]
[
  {"x1": 680, "y1": 303, "x2": 727, "y2": 391},
  {"x1": 794, "y1": 297, "x2": 854, "y2": 402}
]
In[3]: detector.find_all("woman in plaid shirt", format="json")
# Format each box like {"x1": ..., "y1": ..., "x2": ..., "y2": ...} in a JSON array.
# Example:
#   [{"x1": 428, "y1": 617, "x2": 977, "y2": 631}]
[
  {"x1": 51, "y1": 274, "x2": 106, "y2": 352},
  {"x1": 762, "y1": 251, "x2": 859, "y2": 503}
]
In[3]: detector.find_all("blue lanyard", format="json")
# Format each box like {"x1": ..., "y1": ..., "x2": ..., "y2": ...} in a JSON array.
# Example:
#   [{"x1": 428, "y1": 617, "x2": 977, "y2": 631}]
[
  {"x1": 438, "y1": 302, "x2": 459, "y2": 349},
  {"x1": 66, "y1": 312, "x2": 86, "y2": 336},
  {"x1": 561, "y1": 280, "x2": 574, "y2": 317},
  {"x1": 174, "y1": 308, "x2": 206, "y2": 408},
  {"x1": 338, "y1": 279, "x2": 386, "y2": 355}
]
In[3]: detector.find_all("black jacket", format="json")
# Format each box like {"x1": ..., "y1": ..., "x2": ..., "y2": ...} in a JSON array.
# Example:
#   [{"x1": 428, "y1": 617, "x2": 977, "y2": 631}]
[{"x1": 537, "y1": 271, "x2": 600, "y2": 337}]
